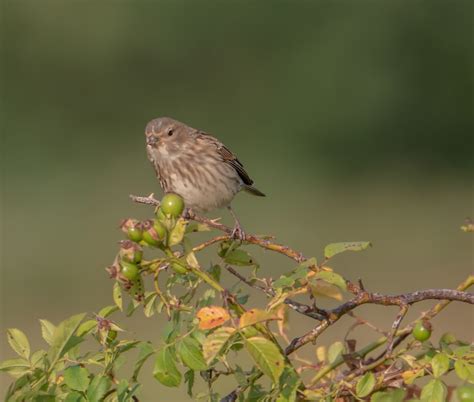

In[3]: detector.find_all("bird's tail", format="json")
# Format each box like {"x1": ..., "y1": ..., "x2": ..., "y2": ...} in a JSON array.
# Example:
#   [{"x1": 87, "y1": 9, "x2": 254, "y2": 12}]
[{"x1": 243, "y1": 185, "x2": 266, "y2": 197}]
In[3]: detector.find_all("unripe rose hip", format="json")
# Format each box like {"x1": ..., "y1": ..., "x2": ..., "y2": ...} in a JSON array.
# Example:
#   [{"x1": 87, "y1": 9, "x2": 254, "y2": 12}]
[
  {"x1": 120, "y1": 261, "x2": 139, "y2": 281},
  {"x1": 120, "y1": 219, "x2": 143, "y2": 243},
  {"x1": 161, "y1": 193, "x2": 185, "y2": 217},
  {"x1": 412, "y1": 320, "x2": 432, "y2": 341},
  {"x1": 142, "y1": 220, "x2": 163, "y2": 246}
]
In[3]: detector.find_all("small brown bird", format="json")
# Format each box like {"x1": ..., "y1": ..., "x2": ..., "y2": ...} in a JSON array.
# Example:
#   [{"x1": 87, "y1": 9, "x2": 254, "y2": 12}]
[{"x1": 145, "y1": 117, "x2": 265, "y2": 238}]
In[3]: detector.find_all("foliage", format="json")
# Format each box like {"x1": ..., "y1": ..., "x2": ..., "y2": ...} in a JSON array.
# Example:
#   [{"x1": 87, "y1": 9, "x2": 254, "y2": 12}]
[{"x1": 1, "y1": 196, "x2": 473, "y2": 401}]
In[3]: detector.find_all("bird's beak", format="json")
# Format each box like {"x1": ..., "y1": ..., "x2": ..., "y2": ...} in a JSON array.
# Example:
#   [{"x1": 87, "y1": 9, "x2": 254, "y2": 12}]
[{"x1": 147, "y1": 135, "x2": 159, "y2": 146}]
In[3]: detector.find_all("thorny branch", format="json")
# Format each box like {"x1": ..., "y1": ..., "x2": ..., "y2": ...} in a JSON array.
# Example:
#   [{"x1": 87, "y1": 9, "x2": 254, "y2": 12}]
[{"x1": 130, "y1": 194, "x2": 474, "y2": 398}]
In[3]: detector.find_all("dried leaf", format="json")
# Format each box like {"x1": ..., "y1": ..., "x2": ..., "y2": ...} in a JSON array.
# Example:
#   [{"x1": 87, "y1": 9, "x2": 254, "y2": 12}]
[{"x1": 196, "y1": 306, "x2": 230, "y2": 330}]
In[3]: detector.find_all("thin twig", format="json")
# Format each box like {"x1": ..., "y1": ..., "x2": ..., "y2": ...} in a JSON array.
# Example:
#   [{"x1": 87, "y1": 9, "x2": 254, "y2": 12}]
[{"x1": 385, "y1": 304, "x2": 408, "y2": 357}]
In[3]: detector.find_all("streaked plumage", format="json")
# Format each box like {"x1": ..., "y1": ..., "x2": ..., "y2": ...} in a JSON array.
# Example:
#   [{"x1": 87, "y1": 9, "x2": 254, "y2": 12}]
[{"x1": 145, "y1": 117, "x2": 265, "y2": 219}]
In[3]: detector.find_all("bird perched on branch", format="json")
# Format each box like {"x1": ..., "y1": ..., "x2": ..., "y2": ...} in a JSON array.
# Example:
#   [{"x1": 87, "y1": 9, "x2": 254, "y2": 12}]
[{"x1": 145, "y1": 117, "x2": 265, "y2": 239}]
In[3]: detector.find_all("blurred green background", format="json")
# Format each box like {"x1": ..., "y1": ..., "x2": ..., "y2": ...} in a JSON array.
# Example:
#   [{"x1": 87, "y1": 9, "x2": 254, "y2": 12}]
[{"x1": 1, "y1": 1, "x2": 473, "y2": 400}]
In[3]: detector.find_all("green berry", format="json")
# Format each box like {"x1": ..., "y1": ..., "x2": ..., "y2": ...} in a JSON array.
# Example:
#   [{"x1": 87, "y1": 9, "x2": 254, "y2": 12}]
[
  {"x1": 120, "y1": 219, "x2": 142, "y2": 242},
  {"x1": 457, "y1": 385, "x2": 474, "y2": 402},
  {"x1": 161, "y1": 193, "x2": 185, "y2": 217},
  {"x1": 121, "y1": 261, "x2": 139, "y2": 281},
  {"x1": 170, "y1": 262, "x2": 187, "y2": 274},
  {"x1": 142, "y1": 220, "x2": 162, "y2": 247},
  {"x1": 413, "y1": 321, "x2": 432, "y2": 342},
  {"x1": 127, "y1": 227, "x2": 143, "y2": 242}
]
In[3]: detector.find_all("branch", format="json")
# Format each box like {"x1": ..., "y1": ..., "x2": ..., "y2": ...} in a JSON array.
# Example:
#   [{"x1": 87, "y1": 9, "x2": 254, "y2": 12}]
[
  {"x1": 130, "y1": 194, "x2": 308, "y2": 263},
  {"x1": 285, "y1": 285, "x2": 474, "y2": 355},
  {"x1": 305, "y1": 275, "x2": 474, "y2": 386}
]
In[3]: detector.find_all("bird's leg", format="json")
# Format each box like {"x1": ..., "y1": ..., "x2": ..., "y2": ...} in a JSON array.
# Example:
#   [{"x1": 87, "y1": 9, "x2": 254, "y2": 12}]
[
  {"x1": 227, "y1": 205, "x2": 245, "y2": 241},
  {"x1": 183, "y1": 207, "x2": 194, "y2": 220}
]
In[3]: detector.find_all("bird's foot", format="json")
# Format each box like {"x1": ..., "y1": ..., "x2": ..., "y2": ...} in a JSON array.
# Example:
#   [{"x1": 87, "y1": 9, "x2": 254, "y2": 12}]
[
  {"x1": 230, "y1": 222, "x2": 246, "y2": 241},
  {"x1": 183, "y1": 207, "x2": 194, "y2": 220}
]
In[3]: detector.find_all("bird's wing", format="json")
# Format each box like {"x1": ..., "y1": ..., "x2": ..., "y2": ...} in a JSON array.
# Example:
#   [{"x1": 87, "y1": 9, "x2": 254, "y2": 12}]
[{"x1": 197, "y1": 132, "x2": 254, "y2": 186}]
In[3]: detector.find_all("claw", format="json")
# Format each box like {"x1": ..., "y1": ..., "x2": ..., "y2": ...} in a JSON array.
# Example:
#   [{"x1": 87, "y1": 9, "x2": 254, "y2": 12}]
[
  {"x1": 228, "y1": 206, "x2": 246, "y2": 241},
  {"x1": 230, "y1": 224, "x2": 246, "y2": 241}
]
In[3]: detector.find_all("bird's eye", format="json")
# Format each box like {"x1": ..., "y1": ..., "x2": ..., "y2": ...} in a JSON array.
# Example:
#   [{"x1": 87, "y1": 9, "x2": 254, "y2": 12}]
[{"x1": 167, "y1": 129, "x2": 174, "y2": 136}]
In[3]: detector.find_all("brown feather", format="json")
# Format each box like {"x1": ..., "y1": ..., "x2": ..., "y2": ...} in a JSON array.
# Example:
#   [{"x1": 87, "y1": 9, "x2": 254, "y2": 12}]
[{"x1": 196, "y1": 131, "x2": 254, "y2": 186}]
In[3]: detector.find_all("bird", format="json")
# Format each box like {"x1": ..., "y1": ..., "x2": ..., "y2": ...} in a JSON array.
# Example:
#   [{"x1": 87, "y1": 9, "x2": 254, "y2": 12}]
[{"x1": 145, "y1": 117, "x2": 265, "y2": 239}]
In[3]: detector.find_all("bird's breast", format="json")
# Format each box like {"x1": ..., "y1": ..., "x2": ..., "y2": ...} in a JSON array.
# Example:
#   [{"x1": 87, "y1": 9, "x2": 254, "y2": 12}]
[{"x1": 156, "y1": 152, "x2": 241, "y2": 212}]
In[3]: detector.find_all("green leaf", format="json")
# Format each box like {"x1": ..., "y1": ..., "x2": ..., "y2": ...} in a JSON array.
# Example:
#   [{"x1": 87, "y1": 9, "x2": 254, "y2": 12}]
[
  {"x1": 31, "y1": 349, "x2": 46, "y2": 369},
  {"x1": 64, "y1": 392, "x2": 86, "y2": 402},
  {"x1": 86, "y1": 375, "x2": 111, "y2": 402},
  {"x1": 132, "y1": 342, "x2": 155, "y2": 381},
  {"x1": 328, "y1": 341, "x2": 345, "y2": 364},
  {"x1": 454, "y1": 345, "x2": 472, "y2": 358},
  {"x1": 245, "y1": 336, "x2": 285, "y2": 383},
  {"x1": 314, "y1": 271, "x2": 347, "y2": 291},
  {"x1": 356, "y1": 372, "x2": 376, "y2": 398},
  {"x1": 292, "y1": 265, "x2": 311, "y2": 280},
  {"x1": 223, "y1": 249, "x2": 257, "y2": 266},
  {"x1": 117, "y1": 379, "x2": 131, "y2": 402},
  {"x1": 273, "y1": 276, "x2": 295, "y2": 289},
  {"x1": 34, "y1": 395, "x2": 56, "y2": 402},
  {"x1": 48, "y1": 313, "x2": 86, "y2": 368},
  {"x1": 153, "y1": 347, "x2": 182, "y2": 387},
  {"x1": 168, "y1": 218, "x2": 187, "y2": 246},
  {"x1": 144, "y1": 293, "x2": 158, "y2": 318},
  {"x1": 420, "y1": 379, "x2": 447, "y2": 402},
  {"x1": 272, "y1": 259, "x2": 317, "y2": 289},
  {"x1": 0, "y1": 358, "x2": 30, "y2": 378},
  {"x1": 113, "y1": 282, "x2": 123, "y2": 311},
  {"x1": 455, "y1": 359, "x2": 474, "y2": 382},
  {"x1": 7, "y1": 328, "x2": 30, "y2": 359},
  {"x1": 431, "y1": 353, "x2": 450, "y2": 378},
  {"x1": 186, "y1": 222, "x2": 211, "y2": 233},
  {"x1": 203, "y1": 327, "x2": 236, "y2": 364},
  {"x1": 64, "y1": 365, "x2": 90, "y2": 392},
  {"x1": 177, "y1": 337, "x2": 207, "y2": 371},
  {"x1": 98, "y1": 305, "x2": 119, "y2": 318},
  {"x1": 39, "y1": 319, "x2": 56, "y2": 346},
  {"x1": 276, "y1": 368, "x2": 301, "y2": 402},
  {"x1": 76, "y1": 320, "x2": 97, "y2": 337},
  {"x1": 324, "y1": 241, "x2": 371, "y2": 259},
  {"x1": 184, "y1": 369, "x2": 195, "y2": 397},
  {"x1": 371, "y1": 389, "x2": 406, "y2": 402}
]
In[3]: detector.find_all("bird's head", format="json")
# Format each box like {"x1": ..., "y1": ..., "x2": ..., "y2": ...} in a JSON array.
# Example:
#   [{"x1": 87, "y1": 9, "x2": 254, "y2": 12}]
[{"x1": 145, "y1": 117, "x2": 190, "y2": 153}]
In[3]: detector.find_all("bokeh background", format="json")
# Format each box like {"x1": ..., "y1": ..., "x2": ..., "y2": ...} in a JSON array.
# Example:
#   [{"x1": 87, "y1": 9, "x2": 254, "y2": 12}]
[{"x1": 1, "y1": 1, "x2": 473, "y2": 400}]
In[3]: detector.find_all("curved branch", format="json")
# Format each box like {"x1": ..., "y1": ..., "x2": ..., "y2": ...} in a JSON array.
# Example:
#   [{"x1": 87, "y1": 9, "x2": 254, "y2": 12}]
[{"x1": 286, "y1": 277, "x2": 474, "y2": 355}]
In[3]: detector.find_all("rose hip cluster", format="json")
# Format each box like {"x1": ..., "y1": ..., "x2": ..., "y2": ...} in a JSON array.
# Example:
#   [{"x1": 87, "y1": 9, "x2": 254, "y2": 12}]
[{"x1": 106, "y1": 193, "x2": 185, "y2": 285}]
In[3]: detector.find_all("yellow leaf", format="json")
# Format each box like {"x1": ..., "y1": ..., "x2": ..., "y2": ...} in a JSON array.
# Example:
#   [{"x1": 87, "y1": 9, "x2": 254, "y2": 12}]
[
  {"x1": 402, "y1": 367, "x2": 425, "y2": 385},
  {"x1": 196, "y1": 306, "x2": 230, "y2": 330},
  {"x1": 316, "y1": 346, "x2": 326, "y2": 362},
  {"x1": 309, "y1": 280, "x2": 343, "y2": 301},
  {"x1": 185, "y1": 251, "x2": 200, "y2": 269},
  {"x1": 275, "y1": 305, "x2": 289, "y2": 341},
  {"x1": 239, "y1": 309, "x2": 279, "y2": 329}
]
